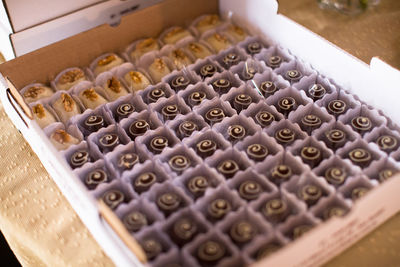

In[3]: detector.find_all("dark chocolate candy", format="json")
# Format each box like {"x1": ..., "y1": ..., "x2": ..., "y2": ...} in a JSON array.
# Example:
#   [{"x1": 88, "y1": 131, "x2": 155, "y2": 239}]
[
  {"x1": 98, "y1": 133, "x2": 120, "y2": 153},
  {"x1": 157, "y1": 192, "x2": 181, "y2": 216},
  {"x1": 260, "y1": 81, "x2": 277, "y2": 97},
  {"x1": 70, "y1": 150, "x2": 91, "y2": 169},
  {"x1": 238, "y1": 180, "x2": 262, "y2": 201},
  {"x1": 327, "y1": 99, "x2": 346, "y2": 116},
  {"x1": 85, "y1": 169, "x2": 108, "y2": 189},
  {"x1": 84, "y1": 115, "x2": 105, "y2": 133},
  {"x1": 150, "y1": 136, "x2": 169, "y2": 154},
  {"x1": 277, "y1": 96, "x2": 296, "y2": 116},
  {"x1": 247, "y1": 42, "x2": 262, "y2": 54},
  {"x1": 300, "y1": 114, "x2": 322, "y2": 134},
  {"x1": 170, "y1": 75, "x2": 190, "y2": 91},
  {"x1": 188, "y1": 91, "x2": 207, "y2": 107},
  {"x1": 378, "y1": 169, "x2": 396, "y2": 182},
  {"x1": 256, "y1": 243, "x2": 281, "y2": 260},
  {"x1": 262, "y1": 198, "x2": 288, "y2": 223},
  {"x1": 141, "y1": 239, "x2": 162, "y2": 260},
  {"x1": 128, "y1": 120, "x2": 150, "y2": 139},
  {"x1": 267, "y1": 55, "x2": 282, "y2": 69},
  {"x1": 199, "y1": 63, "x2": 218, "y2": 79},
  {"x1": 207, "y1": 198, "x2": 231, "y2": 220},
  {"x1": 205, "y1": 108, "x2": 225, "y2": 125},
  {"x1": 324, "y1": 129, "x2": 346, "y2": 150},
  {"x1": 348, "y1": 148, "x2": 371, "y2": 168},
  {"x1": 323, "y1": 207, "x2": 346, "y2": 220},
  {"x1": 351, "y1": 116, "x2": 372, "y2": 134},
  {"x1": 187, "y1": 176, "x2": 209, "y2": 198},
  {"x1": 233, "y1": 94, "x2": 252, "y2": 111},
  {"x1": 229, "y1": 220, "x2": 256, "y2": 244},
  {"x1": 117, "y1": 152, "x2": 139, "y2": 171},
  {"x1": 116, "y1": 103, "x2": 135, "y2": 121},
  {"x1": 217, "y1": 159, "x2": 239, "y2": 178},
  {"x1": 134, "y1": 172, "x2": 156, "y2": 193},
  {"x1": 376, "y1": 135, "x2": 398, "y2": 153},
  {"x1": 307, "y1": 84, "x2": 326, "y2": 101},
  {"x1": 147, "y1": 88, "x2": 166, "y2": 103},
  {"x1": 292, "y1": 225, "x2": 312, "y2": 239},
  {"x1": 324, "y1": 167, "x2": 346, "y2": 185},
  {"x1": 162, "y1": 104, "x2": 180, "y2": 121},
  {"x1": 300, "y1": 146, "x2": 322, "y2": 168},
  {"x1": 285, "y1": 70, "x2": 302, "y2": 83},
  {"x1": 171, "y1": 218, "x2": 198, "y2": 246},
  {"x1": 298, "y1": 184, "x2": 322, "y2": 206},
  {"x1": 241, "y1": 66, "x2": 257, "y2": 80},
  {"x1": 211, "y1": 78, "x2": 231, "y2": 95},
  {"x1": 255, "y1": 110, "x2": 275, "y2": 127},
  {"x1": 246, "y1": 143, "x2": 268, "y2": 161},
  {"x1": 275, "y1": 128, "x2": 295, "y2": 145},
  {"x1": 222, "y1": 52, "x2": 240, "y2": 68},
  {"x1": 178, "y1": 121, "x2": 198, "y2": 139},
  {"x1": 197, "y1": 240, "x2": 226, "y2": 264},
  {"x1": 271, "y1": 165, "x2": 292, "y2": 184},
  {"x1": 169, "y1": 155, "x2": 190, "y2": 173},
  {"x1": 228, "y1": 124, "x2": 246, "y2": 142},
  {"x1": 196, "y1": 139, "x2": 217, "y2": 158},
  {"x1": 351, "y1": 187, "x2": 369, "y2": 200},
  {"x1": 102, "y1": 190, "x2": 125, "y2": 210},
  {"x1": 123, "y1": 211, "x2": 148, "y2": 232}
]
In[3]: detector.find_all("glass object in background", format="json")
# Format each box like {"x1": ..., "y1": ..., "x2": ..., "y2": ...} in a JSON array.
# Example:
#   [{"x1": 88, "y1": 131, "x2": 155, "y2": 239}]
[{"x1": 318, "y1": 0, "x2": 380, "y2": 15}]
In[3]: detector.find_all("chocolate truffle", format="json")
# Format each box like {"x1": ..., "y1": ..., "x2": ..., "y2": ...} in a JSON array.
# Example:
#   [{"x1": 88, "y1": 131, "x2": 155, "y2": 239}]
[
  {"x1": 217, "y1": 159, "x2": 239, "y2": 178},
  {"x1": 70, "y1": 150, "x2": 91, "y2": 169},
  {"x1": 98, "y1": 133, "x2": 120, "y2": 153},
  {"x1": 23, "y1": 85, "x2": 53, "y2": 104},
  {"x1": 199, "y1": 63, "x2": 219, "y2": 79},
  {"x1": 150, "y1": 136, "x2": 169, "y2": 154},
  {"x1": 327, "y1": 99, "x2": 347, "y2": 117},
  {"x1": 207, "y1": 198, "x2": 231, "y2": 220},
  {"x1": 196, "y1": 139, "x2": 217, "y2": 158},
  {"x1": 57, "y1": 68, "x2": 85, "y2": 91},
  {"x1": 123, "y1": 211, "x2": 148, "y2": 232},
  {"x1": 324, "y1": 167, "x2": 346, "y2": 186},
  {"x1": 285, "y1": 70, "x2": 302, "y2": 83},
  {"x1": 300, "y1": 146, "x2": 322, "y2": 168},
  {"x1": 260, "y1": 81, "x2": 277, "y2": 97},
  {"x1": 348, "y1": 148, "x2": 372, "y2": 168},
  {"x1": 197, "y1": 240, "x2": 226, "y2": 264},
  {"x1": 300, "y1": 114, "x2": 322, "y2": 134},
  {"x1": 102, "y1": 190, "x2": 125, "y2": 210},
  {"x1": 157, "y1": 192, "x2": 181, "y2": 216},
  {"x1": 227, "y1": 124, "x2": 246, "y2": 142},
  {"x1": 277, "y1": 96, "x2": 296, "y2": 116},
  {"x1": 83, "y1": 115, "x2": 106, "y2": 133},
  {"x1": 229, "y1": 220, "x2": 256, "y2": 244},
  {"x1": 128, "y1": 120, "x2": 150, "y2": 139},
  {"x1": 161, "y1": 104, "x2": 180, "y2": 121},
  {"x1": 85, "y1": 169, "x2": 108, "y2": 189},
  {"x1": 205, "y1": 108, "x2": 225, "y2": 125},
  {"x1": 323, "y1": 207, "x2": 346, "y2": 220},
  {"x1": 186, "y1": 42, "x2": 212, "y2": 59},
  {"x1": 267, "y1": 55, "x2": 283, "y2": 69},
  {"x1": 298, "y1": 184, "x2": 322, "y2": 206},
  {"x1": 351, "y1": 187, "x2": 369, "y2": 200},
  {"x1": 118, "y1": 152, "x2": 139, "y2": 171},
  {"x1": 308, "y1": 84, "x2": 326, "y2": 101},
  {"x1": 147, "y1": 88, "x2": 166, "y2": 103},
  {"x1": 270, "y1": 165, "x2": 292, "y2": 184},
  {"x1": 324, "y1": 129, "x2": 346, "y2": 150},
  {"x1": 246, "y1": 143, "x2": 268, "y2": 162},
  {"x1": 292, "y1": 225, "x2": 312, "y2": 239},
  {"x1": 178, "y1": 121, "x2": 198, "y2": 139},
  {"x1": 134, "y1": 172, "x2": 157, "y2": 193},
  {"x1": 187, "y1": 176, "x2": 209, "y2": 198},
  {"x1": 262, "y1": 198, "x2": 288, "y2": 223},
  {"x1": 141, "y1": 239, "x2": 162, "y2": 260},
  {"x1": 238, "y1": 181, "x2": 262, "y2": 201},
  {"x1": 188, "y1": 91, "x2": 207, "y2": 107},
  {"x1": 256, "y1": 243, "x2": 281, "y2": 260},
  {"x1": 255, "y1": 111, "x2": 275, "y2": 127},
  {"x1": 275, "y1": 128, "x2": 295, "y2": 145},
  {"x1": 115, "y1": 103, "x2": 135, "y2": 121},
  {"x1": 376, "y1": 135, "x2": 399, "y2": 153},
  {"x1": 233, "y1": 94, "x2": 252, "y2": 112},
  {"x1": 171, "y1": 218, "x2": 198, "y2": 246},
  {"x1": 351, "y1": 116, "x2": 372, "y2": 135},
  {"x1": 170, "y1": 75, "x2": 190, "y2": 91},
  {"x1": 169, "y1": 155, "x2": 191, "y2": 173},
  {"x1": 246, "y1": 41, "x2": 263, "y2": 55},
  {"x1": 222, "y1": 52, "x2": 240, "y2": 69},
  {"x1": 211, "y1": 78, "x2": 231, "y2": 95},
  {"x1": 124, "y1": 71, "x2": 151, "y2": 92}
]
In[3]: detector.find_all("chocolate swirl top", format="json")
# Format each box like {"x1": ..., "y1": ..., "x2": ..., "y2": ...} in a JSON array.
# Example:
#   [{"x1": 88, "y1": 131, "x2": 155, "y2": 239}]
[
  {"x1": 275, "y1": 128, "x2": 295, "y2": 144},
  {"x1": 230, "y1": 221, "x2": 256, "y2": 243},
  {"x1": 129, "y1": 120, "x2": 150, "y2": 138},
  {"x1": 255, "y1": 111, "x2": 275, "y2": 127},
  {"x1": 157, "y1": 192, "x2": 181, "y2": 213},
  {"x1": 299, "y1": 184, "x2": 322, "y2": 205},
  {"x1": 256, "y1": 243, "x2": 281, "y2": 260},
  {"x1": 263, "y1": 198, "x2": 287, "y2": 217},
  {"x1": 300, "y1": 146, "x2": 321, "y2": 161},
  {"x1": 200, "y1": 63, "x2": 218, "y2": 78},
  {"x1": 196, "y1": 139, "x2": 217, "y2": 157},
  {"x1": 172, "y1": 218, "x2": 198, "y2": 242},
  {"x1": 150, "y1": 136, "x2": 169, "y2": 153},
  {"x1": 233, "y1": 94, "x2": 252, "y2": 111},
  {"x1": 242, "y1": 66, "x2": 257, "y2": 80},
  {"x1": 325, "y1": 167, "x2": 346, "y2": 185},
  {"x1": 246, "y1": 144, "x2": 268, "y2": 161},
  {"x1": 285, "y1": 70, "x2": 302, "y2": 82},
  {"x1": 222, "y1": 53, "x2": 240, "y2": 67},
  {"x1": 116, "y1": 103, "x2": 135, "y2": 120},
  {"x1": 327, "y1": 100, "x2": 346, "y2": 115},
  {"x1": 351, "y1": 187, "x2": 369, "y2": 200},
  {"x1": 228, "y1": 124, "x2": 246, "y2": 141},
  {"x1": 178, "y1": 121, "x2": 198, "y2": 138},
  {"x1": 141, "y1": 239, "x2": 162, "y2": 260},
  {"x1": 188, "y1": 91, "x2": 206, "y2": 106},
  {"x1": 292, "y1": 225, "x2": 312, "y2": 239},
  {"x1": 325, "y1": 129, "x2": 346, "y2": 144},
  {"x1": 239, "y1": 181, "x2": 262, "y2": 200},
  {"x1": 208, "y1": 198, "x2": 231, "y2": 219},
  {"x1": 85, "y1": 169, "x2": 107, "y2": 189},
  {"x1": 170, "y1": 75, "x2": 190, "y2": 91},
  {"x1": 260, "y1": 81, "x2": 277, "y2": 96},
  {"x1": 379, "y1": 169, "x2": 396, "y2": 182},
  {"x1": 102, "y1": 190, "x2": 125, "y2": 210},
  {"x1": 70, "y1": 150, "x2": 90, "y2": 168},
  {"x1": 348, "y1": 148, "x2": 371, "y2": 164},
  {"x1": 217, "y1": 159, "x2": 239, "y2": 177},
  {"x1": 118, "y1": 152, "x2": 139, "y2": 170},
  {"x1": 351, "y1": 116, "x2": 372, "y2": 133},
  {"x1": 301, "y1": 114, "x2": 322, "y2": 128},
  {"x1": 187, "y1": 176, "x2": 209, "y2": 196},
  {"x1": 376, "y1": 135, "x2": 398, "y2": 152},
  {"x1": 162, "y1": 104, "x2": 180, "y2": 120},
  {"x1": 268, "y1": 56, "x2": 282, "y2": 68},
  {"x1": 197, "y1": 240, "x2": 226, "y2": 263},
  {"x1": 271, "y1": 165, "x2": 292, "y2": 182},
  {"x1": 277, "y1": 97, "x2": 296, "y2": 112},
  {"x1": 123, "y1": 211, "x2": 147, "y2": 232},
  {"x1": 84, "y1": 115, "x2": 105, "y2": 132},
  {"x1": 169, "y1": 155, "x2": 190, "y2": 172},
  {"x1": 308, "y1": 84, "x2": 326, "y2": 100},
  {"x1": 99, "y1": 134, "x2": 119, "y2": 152},
  {"x1": 212, "y1": 78, "x2": 231, "y2": 94},
  {"x1": 134, "y1": 172, "x2": 156, "y2": 193},
  {"x1": 147, "y1": 88, "x2": 165, "y2": 103},
  {"x1": 247, "y1": 42, "x2": 262, "y2": 54},
  {"x1": 205, "y1": 108, "x2": 225, "y2": 124},
  {"x1": 324, "y1": 207, "x2": 346, "y2": 220}
]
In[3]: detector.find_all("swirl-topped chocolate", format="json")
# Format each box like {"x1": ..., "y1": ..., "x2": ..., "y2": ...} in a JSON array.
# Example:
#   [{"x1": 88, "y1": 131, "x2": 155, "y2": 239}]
[
  {"x1": 255, "y1": 111, "x2": 275, "y2": 127},
  {"x1": 208, "y1": 198, "x2": 231, "y2": 219},
  {"x1": 275, "y1": 128, "x2": 295, "y2": 145},
  {"x1": 217, "y1": 159, "x2": 239, "y2": 178},
  {"x1": 238, "y1": 181, "x2": 262, "y2": 201},
  {"x1": 256, "y1": 243, "x2": 281, "y2": 260},
  {"x1": 325, "y1": 167, "x2": 346, "y2": 185},
  {"x1": 285, "y1": 70, "x2": 302, "y2": 82},
  {"x1": 197, "y1": 240, "x2": 226, "y2": 263},
  {"x1": 102, "y1": 190, "x2": 125, "y2": 210},
  {"x1": 157, "y1": 192, "x2": 181, "y2": 216},
  {"x1": 142, "y1": 239, "x2": 162, "y2": 260},
  {"x1": 196, "y1": 139, "x2": 217, "y2": 158},
  {"x1": 351, "y1": 187, "x2": 369, "y2": 200},
  {"x1": 70, "y1": 150, "x2": 90, "y2": 168},
  {"x1": 260, "y1": 81, "x2": 277, "y2": 97},
  {"x1": 98, "y1": 133, "x2": 119, "y2": 153},
  {"x1": 212, "y1": 78, "x2": 231, "y2": 94},
  {"x1": 327, "y1": 99, "x2": 346, "y2": 116},
  {"x1": 170, "y1": 75, "x2": 190, "y2": 91},
  {"x1": 118, "y1": 152, "x2": 139, "y2": 171},
  {"x1": 178, "y1": 121, "x2": 198, "y2": 138},
  {"x1": 300, "y1": 146, "x2": 322, "y2": 167},
  {"x1": 128, "y1": 120, "x2": 150, "y2": 139},
  {"x1": 171, "y1": 218, "x2": 198, "y2": 245},
  {"x1": 351, "y1": 116, "x2": 372, "y2": 134},
  {"x1": 147, "y1": 88, "x2": 166, "y2": 103},
  {"x1": 123, "y1": 211, "x2": 147, "y2": 232},
  {"x1": 233, "y1": 94, "x2": 252, "y2": 111},
  {"x1": 271, "y1": 165, "x2": 292, "y2": 184},
  {"x1": 325, "y1": 129, "x2": 346, "y2": 149},
  {"x1": 187, "y1": 176, "x2": 209, "y2": 197},
  {"x1": 299, "y1": 184, "x2": 322, "y2": 206},
  {"x1": 246, "y1": 143, "x2": 268, "y2": 161},
  {"x1": 241, "y1": 66, "x2": 257, "y2": 80},
  {"x1": 267, "y1": 56, "x2": 282, "y2": 69},
  {"x1": 301, "y1": 114, "x2": 322, "y2": 132},
  {"x1": 150, "y1": 136, "x2": 169, "y2": 154},
  {"x1": 84, "y1": 115, "x2": 105, "y2": 133},
  {"x1": 262, "y1": 198, "x2": 288, "y2": 223},
  {"x1": 292, "y1": 225, "x2": 312, "y2": 239},
  {"x1": 230, "y1": 221, "x2": 256, "y2": 244},
  {"x1": 169, "y1": 155, "x2": 190, "y2": 172},
  {"x1": 308, "y1": 84, "x2": 326, "y2": 100},
  {"x1": 277, "y1": 96, "x2": 296, "y2": 115},
  {"x1": 376, "y1": 135, "x2": 398, "y2": 153},
  {"x1": 116, "y1": 103, "x2": 135, "y2": 121},
  {"x1": 188, "y1": 91, "x2": 206, "y2": 107},
  {"x1": 378, "y1": 169, "x2": 396, "y2": 182},
  {"x1": 247, "y1": 41, "x2": 262, "y2": 54},
  {"x1": 85, "y1": 169, "x2": 107, "y2": 189},
  {"x1": 348, "y1": 148, "x2": 371, "y2": 167},
  {"x1": 222, "y1": 52, "x2": 240, "y2": 68},
  {"x1": 200, "y1": 63, "x2": 218, "y2": 79},
  {"x1": 162, "y1": 104, "x2": 180, "y2": 121},
  {"x1": 134, "y1": 172, "x2": 156, "y2": 193},
  {"x1": 324, "y1": 207, "x2": 346, "y2": 220},
  {"x1": 228, "y1": 124, "x2": 246, "y2": 142},
  {"x1": 205, "y1": 108, "x2": 225, "y2": 125}
]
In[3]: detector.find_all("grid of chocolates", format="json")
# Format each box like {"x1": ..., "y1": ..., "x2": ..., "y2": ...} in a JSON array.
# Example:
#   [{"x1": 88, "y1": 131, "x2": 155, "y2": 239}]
[{"x1": 21, "y1": 14, "x2": 400, "y2": 266}]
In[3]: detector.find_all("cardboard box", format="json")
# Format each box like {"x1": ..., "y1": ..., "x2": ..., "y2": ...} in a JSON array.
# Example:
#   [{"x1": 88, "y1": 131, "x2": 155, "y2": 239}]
[{"x1": 0, "y1": 0, "x2": 399, "y2": 266}]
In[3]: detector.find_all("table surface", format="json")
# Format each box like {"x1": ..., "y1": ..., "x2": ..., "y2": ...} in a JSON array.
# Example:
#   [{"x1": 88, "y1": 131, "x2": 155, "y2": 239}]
[{"x1": 1, "y1": 1, "x2": 400, "y2": 266}]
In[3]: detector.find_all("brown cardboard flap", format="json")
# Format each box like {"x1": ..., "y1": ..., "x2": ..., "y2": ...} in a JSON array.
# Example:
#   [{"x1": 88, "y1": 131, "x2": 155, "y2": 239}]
[{"x1": 0, "y1": 0, "x2": 218, "y2": 89}]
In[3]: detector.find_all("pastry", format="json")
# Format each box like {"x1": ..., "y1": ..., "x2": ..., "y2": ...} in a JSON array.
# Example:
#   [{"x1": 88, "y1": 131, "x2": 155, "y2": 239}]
[
  {"x1": 276, "y1": 96, "x2": 296, "y2": 116},
  {"x1": 327, "y1": 99, "x2": 347, "y2": 117},
  {"x1": 130, "y1": 38, "x2": 159, "y2": 61},
  {"x1": 52, "y1": 93, "x2": 80, "y2": 123},
  {"x1": 256, "y1": 243, "x2": 281, "y2": 260},
  {"x1": 350, "y1": 116, "x2": 372, "y2": 135},
  {"x1": 324, "y1": 128, "x2": 346, "y2": 150},
  {"x1": 198, "y1": 62, "x2": 219, "y2": 79},
  {"x1": 23, "y1": 85, "x2": 54, "y2": 104},
  {"x1": 56, "y1": 68, "x2": 86, "y2": 91},
  {"x1": 93, "y1": 53, "x2": 124, "y2": 76},
  {"x1": 148, "y1": 58, "x2": 171, "y2": 83},
  {"x1": 195, "y1": 14, "x2": 221, "y2": 34},
  {"x1": 123, "y1": 71, "x2": 151, "y2": 92},
  {"x1": 205, "y1": 33, "x2": 232, "y2": 52},
  {"x1": 185, "y1": 42, "x2": 212, "y2": 59},
  {"x1": 102, "y1": 76, "x2": 128, "y2": 101},
  {"x1": 270, "y1": 165, "x2": 292, "y2": 185},
  {"x1": 348, "y1": 148, "x2": 372, "y2": 168},
  {"x1": 169, "y1": 48, "x2": 192, "y2": 70},
  {"x1": 292, "y1": 225, "x2": 312, "y2": 239},
  {"x1": 351, "y1": 187, "x2": 369, "y2": 200},
  {"x1": 300, "y1": 114, "x2": 322, "y2": 134},
  {"x1": 84, "y1": 169, "x2": 108, "y2": 189},
  {"x1": 323, "y1": 207, "x2": 346, "y2": 220},
  {"x1": 50, "y1": 129, "x2": 79, "y2": 151},
  {"x1": 224, "y1": 25, "x2": 247, "y2": 42},
  {"x1": 162, "y1": 26, "x2": 192, "y2": 44},
  {"x1": 275, "y1": 128, "x2": 295, "y2": 146},
  {"x1": 78, "y1": 88, "x2": 108, "y2": 110},
  {"x1": 32, "y1": 104, "x2": 57, "y2": 128}
]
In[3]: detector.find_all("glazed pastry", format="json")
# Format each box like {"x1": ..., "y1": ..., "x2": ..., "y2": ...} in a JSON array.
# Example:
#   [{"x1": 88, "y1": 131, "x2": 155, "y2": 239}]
[
  {"x1": 50, "y1": 129, "x2": 79, "y2": 151},
  {"x1": 197, "y1": 240, "x2": 226, "y2": 264},
  {"x1": 115, "y1": 103, "x2": 135, "y2": 121},
  {"x1": 69, "y1": 149, "x2": 91, "y2": 169},
  {"x1": 185, "y1": 42, "x2": 212, "y2": 59},
  {"x1": 102, "y1": 76, "x2": 128, "y2": 101},
  {"x1": 229, "y1": 220, "x2": 256, "y2": 244},
  {"x1": 23, "y1": 85, "x2": 53, "y2": 104},
  {"x1": 52, "y1": 93, "x2": 80, "y2": 123},
  {"x1": 123, "y1": 71, "x2": 151, "y2": 92},
  {"x1": 134, "y1": 172, "x2": 157, "y2": 193},
  {"x1": 56, "y1": 68, "x2": 86, "y2": 91},
  {"x1": 156, "y1": 192, "x2": 182, "y2": 216},
  {"x1": 85, "y1": 169, "x2": 108, "y2": 189},
  {"x1": 123, "y1": 211, "x2": 148, "y2": 232},
  {"x1": 93, "y1": 53, "x2": 124, "y2": 76},
  {"x1": 162, "y1": 26, "x2": 192, "y2": 44},
  {"x1": 98, "y1": 133, "x2": 120, "y2": 153},
  {"x1": 195, "y1": 14, "x2": 221, "y2": 34},
  {"x1": 169, "y1": 48, "x2": 192, "y2": 70},
  {"x1": 130, "y1": 38, "x2": 159, "y2": 61},
  {"x1": 187, "y1": 176, "x2": 209, "y2": 198},
  {"x1": 206, "y1": 33, "x2": 232, "y2": 52},
  {"x1": 78, "y1": 88, "x2": 108, "y2": 110},
  {"x1": 170, "y1": 217, "x2": 198, "y2": 246},
  {"x1": 32, "y1": 103, "x2": 57, "y2": 128},
  {"x1": 224, "y1": 25, "x2": 247, "y2": 42},
  {"x1": 148, "y1": 58, "x2": 171, "y2": 83}
]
